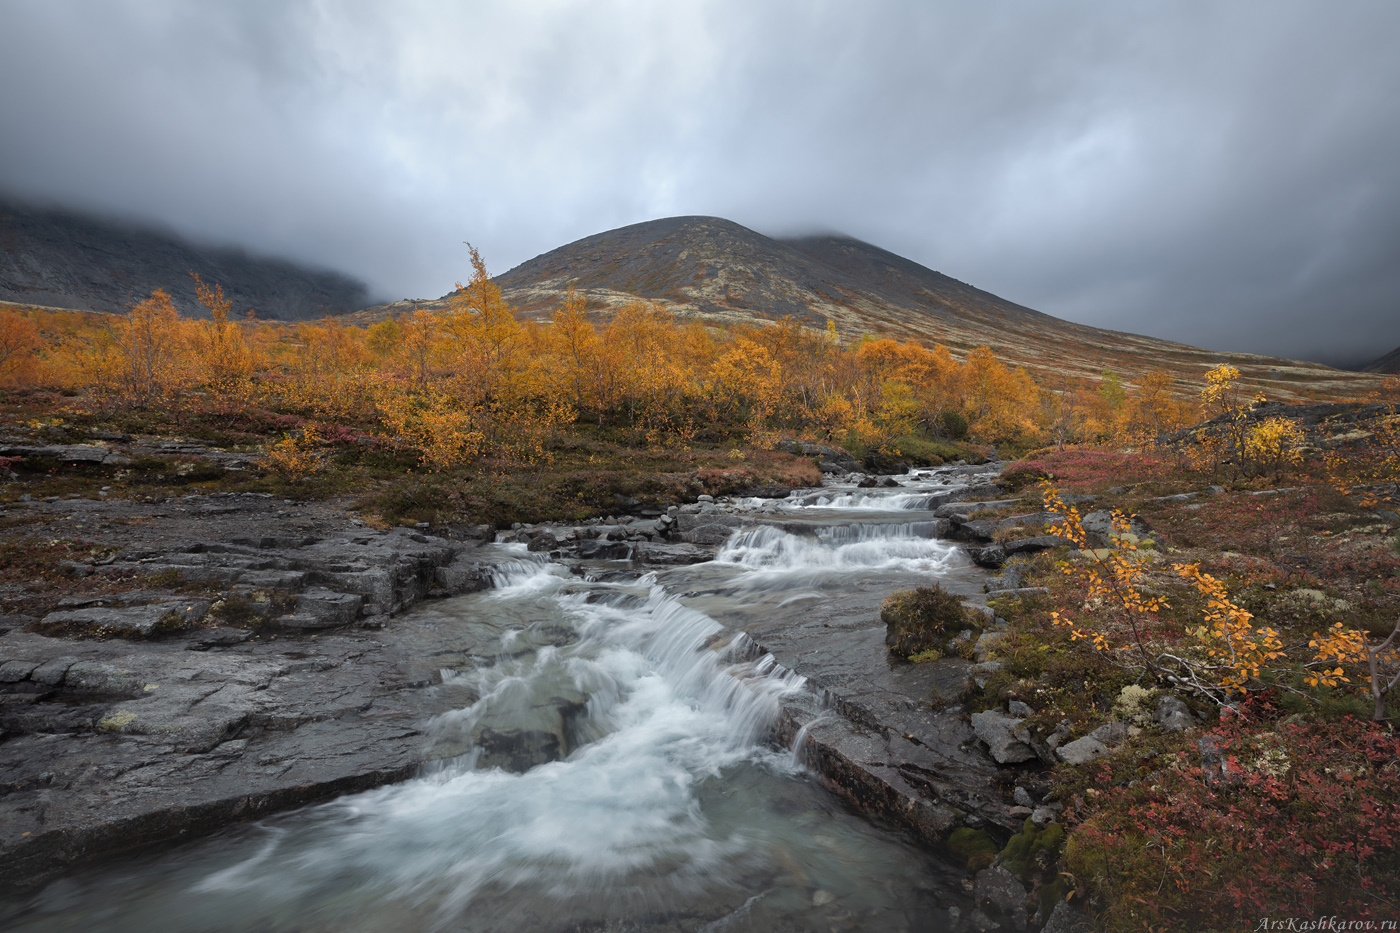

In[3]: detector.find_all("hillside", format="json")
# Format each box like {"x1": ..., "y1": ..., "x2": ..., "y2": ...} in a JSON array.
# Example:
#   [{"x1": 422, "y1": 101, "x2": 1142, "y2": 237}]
[
  {"x1": 0, "y1": 198, "x2": 370, "y2": 320},
  {"x1": 352, "y1": 216, "x2": 1379, "y2": 401},
  {"x1": 1362, "y1": 343, "x2": 1400, "y2": 374}
]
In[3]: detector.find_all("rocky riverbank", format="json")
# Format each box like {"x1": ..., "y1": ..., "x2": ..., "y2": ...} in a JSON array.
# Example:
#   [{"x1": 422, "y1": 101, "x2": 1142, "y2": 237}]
[{"x1": 1, "y1": 456, "x2": 1094, "y2": 932}]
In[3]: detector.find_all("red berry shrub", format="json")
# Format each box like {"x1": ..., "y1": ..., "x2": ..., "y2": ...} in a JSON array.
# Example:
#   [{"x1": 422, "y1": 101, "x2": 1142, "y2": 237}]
[{"x1": 1065, "y1": 712, "x2": 1400, "y2": 930}]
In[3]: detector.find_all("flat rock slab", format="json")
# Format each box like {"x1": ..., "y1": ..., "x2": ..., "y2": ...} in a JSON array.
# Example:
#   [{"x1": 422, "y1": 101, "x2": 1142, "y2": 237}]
[{"x1": 0, "y1": 626, "x2": 461, "y2": 888}]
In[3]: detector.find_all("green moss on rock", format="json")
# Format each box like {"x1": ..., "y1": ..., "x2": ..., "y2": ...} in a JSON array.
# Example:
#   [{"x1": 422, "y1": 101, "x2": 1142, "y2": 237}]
[
  {"x1": 947, "y1": 827, "x2": 999, "y2": 873},
  {"x1": 882, "y1": 585, "x2": 971, "y2": 659},
  {"x1": 999, "y1": 818, "x2": 1066, "y2": 881}
]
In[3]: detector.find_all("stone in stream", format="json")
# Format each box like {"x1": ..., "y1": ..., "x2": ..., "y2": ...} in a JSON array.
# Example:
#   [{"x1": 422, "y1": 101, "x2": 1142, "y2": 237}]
[
  {"x1": 630, "y1": 543, "x2": 712, "y2": 565},
  {"x1": 576, "y1": 539, "x2": 629, "y2": 559},
  {"x1": 968, "y1": 545, "x2": 1006, "y2": 569}
]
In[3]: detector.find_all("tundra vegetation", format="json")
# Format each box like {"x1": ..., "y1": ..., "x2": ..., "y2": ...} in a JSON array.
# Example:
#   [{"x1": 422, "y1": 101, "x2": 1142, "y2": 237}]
[
  {"x1": 3, "y1": 255, "x2": 1400, "y2": 929},
  {"x1": 893, "y1": 361, "x2": 1400, "y2": 930}
]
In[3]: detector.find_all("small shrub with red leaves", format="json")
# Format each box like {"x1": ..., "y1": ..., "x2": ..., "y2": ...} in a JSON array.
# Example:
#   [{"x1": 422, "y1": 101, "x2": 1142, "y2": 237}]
[{"x1": 1063, "y1": 712, "x2": 1400, "y2": 930}]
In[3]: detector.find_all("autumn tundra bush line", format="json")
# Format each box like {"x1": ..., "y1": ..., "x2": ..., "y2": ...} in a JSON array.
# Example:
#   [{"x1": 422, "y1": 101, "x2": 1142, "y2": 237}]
[{"x1": 0, "y1": 249, "x2": 1217, "y2": 471}]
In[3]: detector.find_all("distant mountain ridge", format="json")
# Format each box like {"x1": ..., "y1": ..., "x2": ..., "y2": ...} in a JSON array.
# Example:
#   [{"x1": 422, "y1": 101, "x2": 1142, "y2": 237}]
[{"x1": 0, "y1": 198, "x2": 370, "y2": 320}]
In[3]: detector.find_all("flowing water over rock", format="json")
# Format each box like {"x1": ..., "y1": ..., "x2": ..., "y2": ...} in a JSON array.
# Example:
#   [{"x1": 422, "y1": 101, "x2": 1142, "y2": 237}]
[{"x1": 3, "y1": 468, "x2": 1003, "y2": 933}]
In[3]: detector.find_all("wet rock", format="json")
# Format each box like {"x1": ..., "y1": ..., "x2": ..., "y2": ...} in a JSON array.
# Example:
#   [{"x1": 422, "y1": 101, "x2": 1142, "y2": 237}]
[
  {"x1": 434, "y1": 558, "x2": 491, "y2": 594},
  {"x1": 474, "y1": 727, "x2": 563, "y2": 773},
  {"x1": 950, "y1": 519, "x2": 997, "y2": 543},
  {"x1": 37, "y1": 600, "x2": 210, "y2": 638},
  {"x1": 934, "y1": 499, "x2": 1025, "y2": 518},
  {"x1": 187, "y1": 627, "x2": 252, "y2": 650},
  {"x1": 630, "y1": 543, "x2": 712, "y2": 565},
  {"x1": 973, "y1": 864, "x2": 1028, "y2": 931},
  {"x1": 576, "y1": 539, "x2": 629, "y2": 560},
  {"x1": 969, "y1": 545, "x2": 1006, "y2": 569},
  {"x1": 1054, "y1": 736, "x2": 1111, "y2": 765},
  {"x1": 1155, "y1": 694, "x2": 1195, "y2": 732},
  {"x1": 525, "y1": 531, "x2": 558, "y2": 552},
  {"x1": 680, "y1": 524, "x2": 740, "y2": 546},
  {"x1": 291, "y1": 588, "x2": 364, "y2": 628},
  {"x1": 673, "y1": 512, "x2": 743, "y2": 533},
  {"x1": 970, "y1": 710, "x2": 1037, "y2": 764}
]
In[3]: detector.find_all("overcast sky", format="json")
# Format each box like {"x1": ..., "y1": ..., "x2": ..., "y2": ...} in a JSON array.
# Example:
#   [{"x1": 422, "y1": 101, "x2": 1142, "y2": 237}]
[{"x1": 2, "y1": 1, "x2": 1397, "y2": 367}]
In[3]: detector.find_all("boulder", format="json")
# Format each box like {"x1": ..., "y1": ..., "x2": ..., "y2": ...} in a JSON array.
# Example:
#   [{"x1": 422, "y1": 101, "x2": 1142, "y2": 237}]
[
  {"x1": 950, "y1": 519, "x2": 997, "y2": 543},
  {"x1": 1080, "y1": 510, "x2": 1155, "y2": 548},
  {"x1": 970, "y1": 710, "x2": 1037, "y2": 764},
  {"x1": 1155, "y1": 695, "x2": 1195, "y2": 732},
  {"x1": 1087, "y1": 721, "x2": 1128, "y2": 747},
  {"x1": 525, "y1": 531, "x2": 558, "y2": 552},
  {"x1": 969, "y1": 545, "x2": 1006, "y2": 569},
  {"x1": 673, "y1": 512, "x2": 743, "y2": 532},
  {"x1": 1054, "y1": 736, "x2": 1111, "y2": 765}
]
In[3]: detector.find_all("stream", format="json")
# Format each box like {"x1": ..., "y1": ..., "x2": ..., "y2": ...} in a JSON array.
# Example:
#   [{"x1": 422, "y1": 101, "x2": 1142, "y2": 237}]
[{"x1": 4, "y1": 468, "x2": 990, "y2": 933}]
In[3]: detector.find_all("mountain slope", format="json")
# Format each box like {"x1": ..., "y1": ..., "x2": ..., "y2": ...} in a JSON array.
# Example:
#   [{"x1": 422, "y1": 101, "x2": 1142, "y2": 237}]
[
  {"x1": 0, "y1": 198, "x2": 370, "y2": 320},
  {"x1": 1362, "y1": 344, "x2": 1400, "y2": 374},
  {"x1": 354, "y1": 215, "x2": 1379, "y2": 399}
]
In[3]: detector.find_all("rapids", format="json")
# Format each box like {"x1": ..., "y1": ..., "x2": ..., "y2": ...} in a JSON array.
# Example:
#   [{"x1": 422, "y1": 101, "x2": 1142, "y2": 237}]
[{"x1": 4, "y1": 469, "x2": 988, "y2": 933}]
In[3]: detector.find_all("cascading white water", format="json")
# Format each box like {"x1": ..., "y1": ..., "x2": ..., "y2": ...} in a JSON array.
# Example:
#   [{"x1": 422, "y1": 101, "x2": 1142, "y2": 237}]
[{"x1": 714, "y1": 522, "x2": 962, "y2": 578}]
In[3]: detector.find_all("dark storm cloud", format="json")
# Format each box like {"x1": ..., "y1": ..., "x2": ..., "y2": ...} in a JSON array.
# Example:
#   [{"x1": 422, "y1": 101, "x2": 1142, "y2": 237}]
[{"x1": 1, "y1": 1, "x2": 1397, "y2": 366}]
